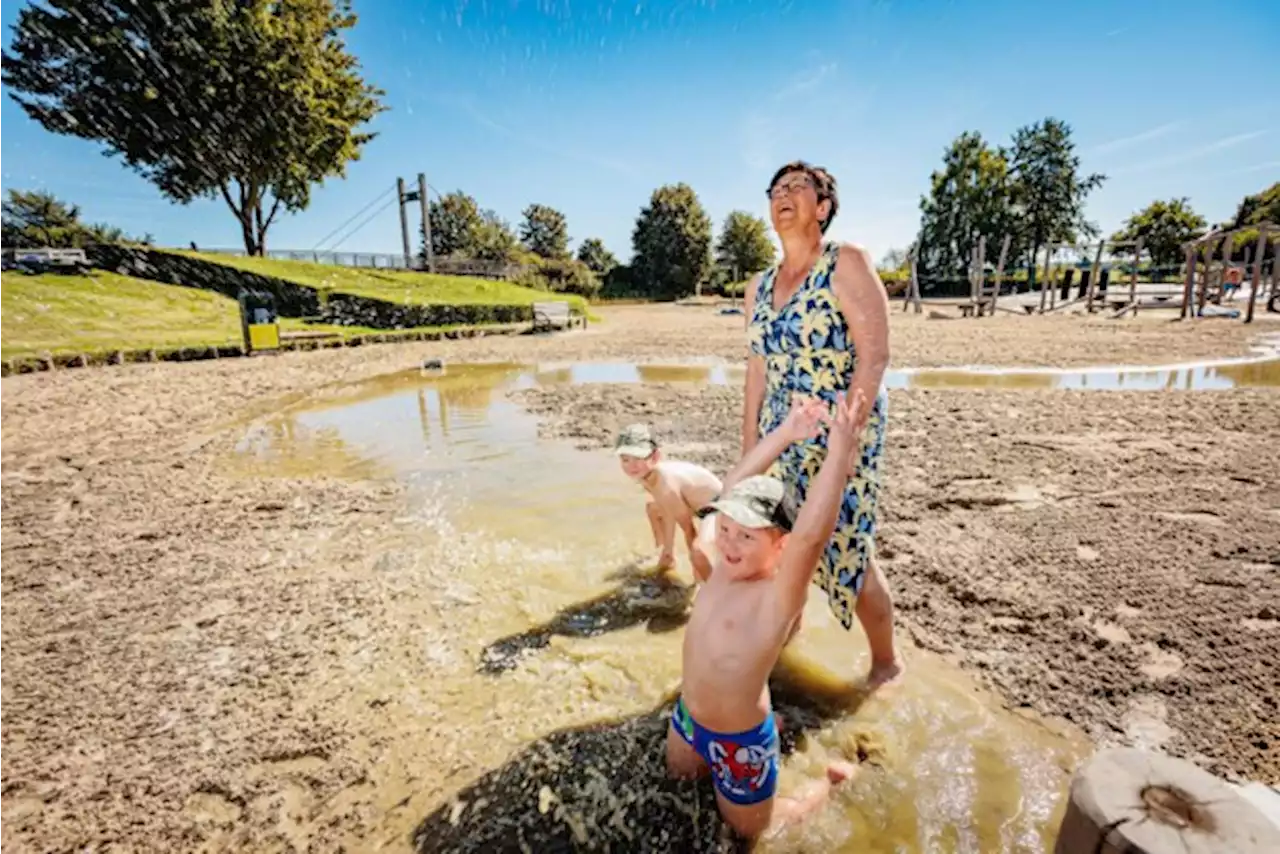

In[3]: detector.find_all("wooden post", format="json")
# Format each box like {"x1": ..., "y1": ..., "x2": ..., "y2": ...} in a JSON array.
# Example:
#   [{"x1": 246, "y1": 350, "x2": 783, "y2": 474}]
[
  {"x1": 418, "y1": 173, "x2": 434, "y2": 273},
  {"x1": 1245, "y1": 225, "x2": 1269, "y2": 323},
  {"x1": 991, "y1": 233, "x2": 1011, "y2": 315},
  {"x1": 1128, "y1": 238, "x2": 1142, "y2": 308},
  {"x1": 1039, "y1": 243, "x2": 1055, "y2": 313},
  {"x1": 1180, "y1": 244, "x2": 1196, "y2": 319},
  {"x1": 974, "y1": 235, "x2": 987, "y2": 315},
  {"x1": 397, "y1": 177, "x2": 412, "y2": 268},
  {"x1": 1086, "y1": 241, "x2": 1106, "y2": 312},
  {"x1": 909, "y1": 252, "x2": 922, "y2": 314},
  {"x1": 1197, "y1": 237, "x2": 1219, "y2": 315}
]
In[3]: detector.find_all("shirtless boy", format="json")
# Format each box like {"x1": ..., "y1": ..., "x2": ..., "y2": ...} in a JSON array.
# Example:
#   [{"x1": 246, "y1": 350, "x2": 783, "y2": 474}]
[
  {"x1": 614, "y1": 423, "x2": 720, "y2": 581},
  {"x1": 667, "y1": 390, "x2": 867, "y2": 839}
]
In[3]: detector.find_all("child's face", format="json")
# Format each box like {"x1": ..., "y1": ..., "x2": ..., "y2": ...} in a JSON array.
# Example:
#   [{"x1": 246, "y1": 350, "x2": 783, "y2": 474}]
[
  {"x1": 619, "y1": 451, "x2": 658, "y2": 480},
  {"x1": 714, "y1": 515, "x2": 787, "y2": 580}
]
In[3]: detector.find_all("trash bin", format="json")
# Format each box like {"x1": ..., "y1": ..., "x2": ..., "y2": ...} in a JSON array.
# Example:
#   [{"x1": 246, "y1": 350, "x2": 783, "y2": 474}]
[{"x1": 238, "y1": 290, "x2": 281, "y2": 354}]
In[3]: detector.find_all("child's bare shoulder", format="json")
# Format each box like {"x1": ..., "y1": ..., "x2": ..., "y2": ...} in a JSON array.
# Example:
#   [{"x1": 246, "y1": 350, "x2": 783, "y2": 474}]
[{"x1": 657, "y1": 459, "x2": 720, "y2": 484}]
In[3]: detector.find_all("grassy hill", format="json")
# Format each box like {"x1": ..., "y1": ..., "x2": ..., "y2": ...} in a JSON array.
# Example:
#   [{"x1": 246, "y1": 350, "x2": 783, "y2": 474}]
[
  {"x1": 3, "y1": 253, "x2": 588, "y2": 362},
  {"x1": 2, "y1": 270, "x2": 443, "y2": 360},
  {"x1": 179, "y1": 252, "x2": 587, "y2": 312}
]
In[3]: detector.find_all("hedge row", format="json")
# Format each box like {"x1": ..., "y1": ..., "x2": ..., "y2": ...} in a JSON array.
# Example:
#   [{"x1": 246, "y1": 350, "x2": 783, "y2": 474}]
[{"x1": 320, "y1": 292, "x2": 553, "y2": 328}]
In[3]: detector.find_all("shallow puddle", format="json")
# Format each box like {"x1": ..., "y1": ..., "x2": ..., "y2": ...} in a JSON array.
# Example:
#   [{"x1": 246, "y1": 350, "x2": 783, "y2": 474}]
[{"x1": 231, "y1": 362, "x2": 1098, "y2": 852}]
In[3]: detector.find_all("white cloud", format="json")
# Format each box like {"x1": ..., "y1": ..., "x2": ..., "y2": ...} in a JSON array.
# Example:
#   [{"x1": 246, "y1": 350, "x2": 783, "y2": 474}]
[
  {"x1": 1111, "y1": 130, "x2": 1268, "y2": 176},
  {"x1": 1088, "y1": 122, "x2": 1180, "y2": 155}
]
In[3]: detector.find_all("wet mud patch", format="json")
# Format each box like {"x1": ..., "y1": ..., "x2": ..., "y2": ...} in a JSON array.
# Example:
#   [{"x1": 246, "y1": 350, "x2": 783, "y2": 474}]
[
  {"x1": 510, "y1": 382, "x2": 1280, "y2": 783},
  {"x1": 413, "y1": 660, "x2": 878, "y2": 854}
]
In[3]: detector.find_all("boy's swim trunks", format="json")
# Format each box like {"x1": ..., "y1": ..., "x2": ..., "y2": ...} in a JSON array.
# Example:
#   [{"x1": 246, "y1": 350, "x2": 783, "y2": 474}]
[{"x1": 671, "y1": 695, "x2": 779, "y2": 805}]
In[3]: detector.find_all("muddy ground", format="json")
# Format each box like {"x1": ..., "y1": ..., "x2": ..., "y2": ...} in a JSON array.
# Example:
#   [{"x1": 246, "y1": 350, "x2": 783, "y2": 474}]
[{"x1": 2, "y1": 305, "x2": 1278, "y2": 851}]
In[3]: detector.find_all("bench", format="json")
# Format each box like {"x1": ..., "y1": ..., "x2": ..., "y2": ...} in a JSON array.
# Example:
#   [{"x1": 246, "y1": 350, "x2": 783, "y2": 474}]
[
  {"x1": 531, "y1": 301, "x2": 578, "y2": 333},
  {"x1": 2, "y1": 247, "x2": 90, "y2": 272}
]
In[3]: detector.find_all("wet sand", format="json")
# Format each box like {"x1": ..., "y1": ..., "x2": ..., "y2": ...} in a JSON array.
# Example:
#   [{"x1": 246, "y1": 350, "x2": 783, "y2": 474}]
[{"x1": 3, "y1": 304, "x2": 1278, "y2": 851}]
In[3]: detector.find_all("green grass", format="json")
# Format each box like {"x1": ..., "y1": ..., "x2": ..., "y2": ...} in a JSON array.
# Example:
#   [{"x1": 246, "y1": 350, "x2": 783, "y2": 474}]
[
  {"x1": 178, "y1": 251, "x2": 588, "y2": 312},
  {"x1": 0, "y1": 270, "x2": 502, "y2": 360}
]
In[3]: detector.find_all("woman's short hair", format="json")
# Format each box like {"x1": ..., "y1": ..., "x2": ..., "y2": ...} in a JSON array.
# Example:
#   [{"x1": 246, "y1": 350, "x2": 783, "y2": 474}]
[{"x1": 768, "y1": 161, "x2": 839, "y2": 233}]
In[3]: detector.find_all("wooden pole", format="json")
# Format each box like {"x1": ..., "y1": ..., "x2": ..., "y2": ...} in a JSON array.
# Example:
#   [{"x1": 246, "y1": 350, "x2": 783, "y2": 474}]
[
  {"x1": 1128, "y1": 238, "x2": 1142, "y2": 308},
  {"x1": 1086, "y1": 241, "x2": 1106, "y2": 313},
  {"x1": 418, "y1": 173, "x2": 434, "y2": 273},
  {"x1": 974, "y1": 234, "x2": 987, "y2": 316},
  {"x1": 991, "y1": 233, "x2": 1011, "y2": 315},
  {"x1": 1245, "y1": 225, "x2": 1269, "y2": 323},
  {"x1": 1039, "y1": 243, "x2": 1055, "y2": 313},
  {"x1": 397, "y1": 177, "x2": 412, "y2": 268},
  {"x1": 1180, "y1": 245, "x2": 1195, "y2": 319},
  {"x1": 909, "y1": 252, "x2": 922, "y2": 314},
  {"x1": 1197, "y1": 238, "x2": 1219, "y2": 315}
]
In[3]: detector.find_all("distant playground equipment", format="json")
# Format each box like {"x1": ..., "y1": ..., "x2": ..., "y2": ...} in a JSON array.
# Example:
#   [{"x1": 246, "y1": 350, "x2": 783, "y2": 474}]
[
  {"x1": 902, "y1": 221, "x2": 1277, "y2": 324},
  {"x1": 238, "y1": 289, "x2": 281, "y2": 355}
]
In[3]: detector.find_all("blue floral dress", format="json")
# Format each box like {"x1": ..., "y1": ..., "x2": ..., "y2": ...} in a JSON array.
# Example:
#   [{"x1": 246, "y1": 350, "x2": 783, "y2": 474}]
[{"x1": 747, "y1": 241, "x2": 887, "y2": 629}]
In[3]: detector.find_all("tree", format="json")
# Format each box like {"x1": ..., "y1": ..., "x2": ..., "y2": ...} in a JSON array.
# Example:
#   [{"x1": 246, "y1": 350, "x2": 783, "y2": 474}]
[
  {"x1": 1110, "y1": 198, "x2": 1207, "y2": 268},
  {"x1": 1224, "y1": 181, "x2": 1280, "y2": 262},
  {"x1": 426, "y1": 191, "x2": 483, "y2": 258},
  {"x1": 1227, "y1": 181, "x2": 1280, "y2": 229},
  {"x1": 2, "y1": 0, "x2": 385, "y2": 257},
  {"x1": 471, "y1": 211, "x2": 519, "y2": 264},
  {"x1": 714, "y1": 211, "x2": 776, "y2": 282},
  {"x1": 630, "y1": 183, "x2": 713, "y2": 300},
  {"x1": 917, "y1": 131, "x2": 1018, "y2": 279},
  {"x1": 1, "y1": 189, "x2": 149, "y2": 248},
  {"x1": 879, "y1": 247, "x2": 909, "y2": 272},
  {"x1": 1007, "y1": 118, "x2": 1105, "y2": 283},
  {"x1": 576, "y1": 238, "x2": 617, "y2": 277},
  {"x1": 519, "y1": 204, "x2": 569, "y2": 259}
]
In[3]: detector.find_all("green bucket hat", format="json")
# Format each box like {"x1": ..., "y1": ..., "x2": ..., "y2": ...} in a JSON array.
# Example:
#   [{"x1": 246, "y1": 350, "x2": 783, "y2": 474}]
[
  {"x1": 697, "y1": 475, "x2": 796, "y2": 532},
  {"x1": 614, "y1": 423, "x2": 658, "y2": 458}
]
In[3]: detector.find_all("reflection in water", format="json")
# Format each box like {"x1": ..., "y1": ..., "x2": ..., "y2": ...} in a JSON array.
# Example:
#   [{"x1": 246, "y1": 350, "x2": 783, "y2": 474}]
[
  {"x1": 897, "y1": 357, "x2": 1280, "y2": 390},
  {"x1": 479, "y1": 566, "x2": 694, "y2": 673},
  {"x1": 232, "y1": 361, "x2": 1101, "y2": 852}
]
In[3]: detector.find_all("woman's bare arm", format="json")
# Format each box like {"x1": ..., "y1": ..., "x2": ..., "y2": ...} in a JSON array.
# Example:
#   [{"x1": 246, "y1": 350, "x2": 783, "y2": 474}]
[
  {"x1": 742, "y1": 272, "x2": 766, "y2": 455},
  {"x1": 830, "y1": 244, "x2": 889, "y2": 434}
]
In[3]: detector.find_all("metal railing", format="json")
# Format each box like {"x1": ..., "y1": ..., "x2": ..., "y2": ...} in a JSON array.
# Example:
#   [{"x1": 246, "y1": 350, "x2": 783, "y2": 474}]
[{"x1": 194, "y1": 247, "x2": 524, "y2": 280}]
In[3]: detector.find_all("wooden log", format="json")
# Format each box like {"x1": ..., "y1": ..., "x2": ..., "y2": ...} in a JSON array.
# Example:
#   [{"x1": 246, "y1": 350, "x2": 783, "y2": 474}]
[
  {"x1": 1180, "y1": 245, "x2": 1195, "y2": 319},
  {"x1": 1245, "y1": 225, "x2": 1269, "y2": 323},
  {"x1": 1054, "y1": 747, "x2": 1280, "y2": 854},
  {"x1": 1086, "y1": 241, "x2": 1106, "y2": 312}
]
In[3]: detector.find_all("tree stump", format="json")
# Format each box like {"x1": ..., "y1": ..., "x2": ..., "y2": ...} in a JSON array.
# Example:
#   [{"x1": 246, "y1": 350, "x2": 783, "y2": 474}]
[{"x1": 1055, "y1": 747, "x2": 1280, "y2": 853}]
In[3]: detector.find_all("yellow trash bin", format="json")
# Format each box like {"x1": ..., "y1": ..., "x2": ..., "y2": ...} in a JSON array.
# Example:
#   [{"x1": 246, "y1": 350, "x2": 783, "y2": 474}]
[{"x1": 239, "y1": 291, "x2": 281, "y2": 355}]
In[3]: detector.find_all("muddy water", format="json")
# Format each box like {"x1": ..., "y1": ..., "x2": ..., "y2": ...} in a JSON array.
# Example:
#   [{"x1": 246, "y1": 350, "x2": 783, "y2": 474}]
[{"x1": 232, "y1": 363, "x2": 1093, "y2": 852}]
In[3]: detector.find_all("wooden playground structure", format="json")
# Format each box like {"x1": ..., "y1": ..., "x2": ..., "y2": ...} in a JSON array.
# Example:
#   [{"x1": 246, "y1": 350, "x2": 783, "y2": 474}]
[{"x1": 900, "y1": 222, "x2": 1277, "y2": 324}]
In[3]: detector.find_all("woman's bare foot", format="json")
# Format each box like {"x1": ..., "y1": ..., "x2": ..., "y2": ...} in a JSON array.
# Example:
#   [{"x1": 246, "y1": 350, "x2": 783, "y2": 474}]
[{"x1": 866, "y1": 658, "x2": 904, "y2": 691}]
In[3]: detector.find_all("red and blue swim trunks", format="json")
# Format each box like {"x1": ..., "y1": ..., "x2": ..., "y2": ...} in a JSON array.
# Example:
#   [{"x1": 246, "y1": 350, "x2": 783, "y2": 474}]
[{"x1": 671, "y1": 695, "x2": 780, "y2": 806}]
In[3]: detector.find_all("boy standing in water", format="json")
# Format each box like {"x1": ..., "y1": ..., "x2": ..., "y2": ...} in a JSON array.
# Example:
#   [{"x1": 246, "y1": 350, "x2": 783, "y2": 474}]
[
  {"x1": 614, "y1": 424, "x2": 721, "y2": 581},
  {"x1": 667, "y1": 390, "x2": 867, "y2": 840}
]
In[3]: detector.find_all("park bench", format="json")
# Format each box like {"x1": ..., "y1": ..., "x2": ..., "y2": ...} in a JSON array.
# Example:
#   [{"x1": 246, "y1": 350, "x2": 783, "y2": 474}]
[
  {"x1": 531, "y1": 300, "x2": 578, "y2": 333},
  {"x1": 280, "y1": 329, "x2": 343, "y2": 345},
  {"x1": 2, "y1": 247, "x2": 90, "y2": 272}
]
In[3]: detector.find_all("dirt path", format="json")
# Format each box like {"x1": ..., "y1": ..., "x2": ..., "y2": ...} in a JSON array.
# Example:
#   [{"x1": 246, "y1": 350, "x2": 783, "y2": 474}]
[{"x1": 2, "y1": 304, "x2": 1278, "y2": 851}]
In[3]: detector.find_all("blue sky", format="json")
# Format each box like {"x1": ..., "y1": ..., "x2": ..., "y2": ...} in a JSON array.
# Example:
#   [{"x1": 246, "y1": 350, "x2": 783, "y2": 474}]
[{"x1": 2, "y1": 0, "x2": 1277, "y2": 263}]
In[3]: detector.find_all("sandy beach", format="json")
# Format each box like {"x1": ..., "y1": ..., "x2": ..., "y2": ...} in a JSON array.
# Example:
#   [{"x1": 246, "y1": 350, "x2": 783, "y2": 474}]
[{"x1": 3, "y1": 304, "x2": 1278, "y2": 851}]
